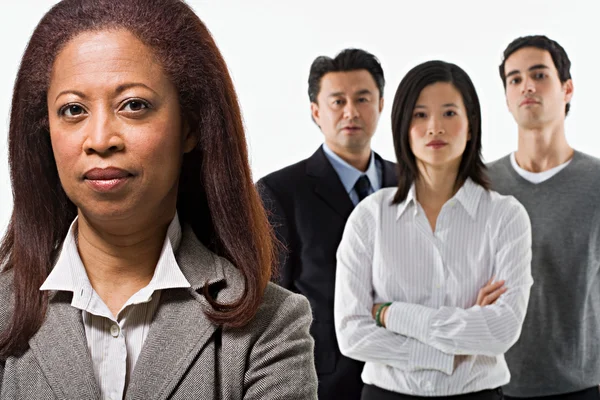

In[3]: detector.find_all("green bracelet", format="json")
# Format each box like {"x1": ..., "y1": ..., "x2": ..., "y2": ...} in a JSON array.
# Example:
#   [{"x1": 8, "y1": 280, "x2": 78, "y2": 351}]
[{"x1": 375, "y1": 302, "x2": 392, "y2": 327}]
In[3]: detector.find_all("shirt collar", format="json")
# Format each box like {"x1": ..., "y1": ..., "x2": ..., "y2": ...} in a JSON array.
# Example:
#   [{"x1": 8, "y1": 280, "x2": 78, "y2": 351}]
[
  {"x1": 322, "y1": 143, "x2": 380, "y2": 193},
  {"x1": 396, "y1": 184, "x2": 418, "y2": 220},
  {"x1": 395, "y1": 178, "x2": 483, "y2": 220},
  {"x1": 452, "y1": 178, "x2": 484, "y2": 219},
  {"x1": 40, "y1": 212, "x2": 191, "y2": 309}
]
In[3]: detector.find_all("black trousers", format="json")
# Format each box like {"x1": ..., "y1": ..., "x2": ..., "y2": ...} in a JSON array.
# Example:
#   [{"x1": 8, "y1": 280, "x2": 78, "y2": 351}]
[
  {"x1": 504, "y1": 387, "x2": 600, "y2": 400},
  {"x1": 361, "y1": 384, "x2": 504, "y2": 400}
]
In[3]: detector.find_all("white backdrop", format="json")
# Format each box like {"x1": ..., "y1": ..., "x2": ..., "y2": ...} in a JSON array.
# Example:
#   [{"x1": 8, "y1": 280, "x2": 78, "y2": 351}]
[{"x1": 1, "y1": 1, "x2": 597, "y2": 231}]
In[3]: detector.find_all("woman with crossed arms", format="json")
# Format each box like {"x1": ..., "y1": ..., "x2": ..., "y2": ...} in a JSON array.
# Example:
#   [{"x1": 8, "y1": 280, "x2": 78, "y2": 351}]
[{"x1": 335, "y1": 60, "x2": 533, "y2": 400}]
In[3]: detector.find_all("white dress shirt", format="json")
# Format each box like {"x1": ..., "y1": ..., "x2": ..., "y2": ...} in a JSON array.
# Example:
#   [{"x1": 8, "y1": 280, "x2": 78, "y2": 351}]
[
  {"x1": 40, "y1": 214, "x2": 191, "y2": 400},
  {"x1": 334, "y1": 179, "x2": 533, "y2": 396}
]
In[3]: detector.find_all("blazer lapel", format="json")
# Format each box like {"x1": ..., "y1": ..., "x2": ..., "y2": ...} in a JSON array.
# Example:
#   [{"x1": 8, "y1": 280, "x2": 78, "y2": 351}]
[
  {"x1": 28, "y1": 291, "x2": 101, "y2": 399},
  {"x1": 126, "y1": 226, "x2": 245, "y2": 400},
  {"x1": 306, "y1": 146, "x2": 354, "y2": 219},
  {"x1": 377, "y1": 153, "x2": 398, "y2": 188}
]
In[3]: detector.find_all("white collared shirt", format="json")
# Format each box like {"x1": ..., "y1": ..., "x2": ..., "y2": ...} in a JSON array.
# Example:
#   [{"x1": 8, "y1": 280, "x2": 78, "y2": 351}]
[
  {"x1": 40, "y1": 213, "x2": 191, "y2": 400},
  {"x1": 334, "y1": 179, "x2": 533, "y2": 396}
]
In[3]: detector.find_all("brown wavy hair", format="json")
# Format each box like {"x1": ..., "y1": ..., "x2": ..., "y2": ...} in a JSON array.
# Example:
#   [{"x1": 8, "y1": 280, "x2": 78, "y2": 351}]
[{"x1": 0, "y1": 0, "x2": 274, "y2": 357}]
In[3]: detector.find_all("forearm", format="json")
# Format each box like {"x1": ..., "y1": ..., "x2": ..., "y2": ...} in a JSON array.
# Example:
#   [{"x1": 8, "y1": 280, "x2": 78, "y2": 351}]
[{"x1": 386, "y1": 284, "x2": 531, "y2": 356}]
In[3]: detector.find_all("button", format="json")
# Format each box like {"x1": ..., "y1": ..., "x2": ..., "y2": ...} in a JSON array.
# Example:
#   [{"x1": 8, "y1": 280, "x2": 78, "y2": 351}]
[
  {"x1": 435, "y1": 284, "x2": 441, "y2": 289},
  {"x1": 110, "y1": 324, "x2": 120, "y2": 338}
]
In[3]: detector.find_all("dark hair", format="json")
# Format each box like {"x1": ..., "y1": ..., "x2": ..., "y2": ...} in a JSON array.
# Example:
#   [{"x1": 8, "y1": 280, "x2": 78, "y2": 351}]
[
  {"x1": 499, "y1": 35, "x2": 572, "y2": 115},
  {"x1": 308, "y1": 48, "x2": 385, "y2": 103},
  {"x1": 391, "y1": 60, "x2": 489, "y2": 204},
  {"x1": 0, "y1": 0, "x2": 274, "y2": 357}
]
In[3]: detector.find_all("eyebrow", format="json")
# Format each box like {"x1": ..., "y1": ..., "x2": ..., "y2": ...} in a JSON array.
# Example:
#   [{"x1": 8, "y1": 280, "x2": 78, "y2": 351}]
[
  {"x1": 54, "y1": 82, "x2": 158, "y2": 102},
  {"x1": 505, "y1": 64, "x2": 550, "y2": 78},
  {"x1": 328, "y1": 89, "x2": 374, "y2": 97},
  {"x1": 414, "y1": 103, "x2": 459, "y2": 109}
]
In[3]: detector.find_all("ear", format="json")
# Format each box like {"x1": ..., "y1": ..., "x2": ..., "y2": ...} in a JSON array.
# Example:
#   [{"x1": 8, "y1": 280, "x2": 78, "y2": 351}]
[
  {"x1": 310, "y1": 102, "x2": 320, "y2": 125},
  {"x1": 378, "y1": 97, "x2": 384, "y2": 113},
  {"x1": 182, "y1": 120, "x2": 197, "y2": 154},
  {"x1": 564, "y1": 79, "x2": 574, "y2": 103}
]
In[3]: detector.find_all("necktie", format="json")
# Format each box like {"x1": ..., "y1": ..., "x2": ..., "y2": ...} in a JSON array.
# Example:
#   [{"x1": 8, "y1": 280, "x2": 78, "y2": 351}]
[{"x1": 354, "y1": 175, "x2": 371, "y2": 203}]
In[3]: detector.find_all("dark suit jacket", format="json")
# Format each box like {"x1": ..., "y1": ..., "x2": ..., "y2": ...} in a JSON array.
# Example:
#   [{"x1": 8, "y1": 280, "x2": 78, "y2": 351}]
[
  {"x1": 257, "y1": 146, "x2": 397, "y2": 400},
  {"x1": 0, "y1": 226, "x2": 318, "y2": 399}
]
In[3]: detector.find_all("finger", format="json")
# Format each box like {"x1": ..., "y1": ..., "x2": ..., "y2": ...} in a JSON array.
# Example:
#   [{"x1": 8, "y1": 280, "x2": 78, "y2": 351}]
[
  {"x1": 480, "y1": 280, "x2": 505, "y2": 296},
  {"x1": 477, "y1": 283, "x2": 506, "y2": 306},
  {"x1": 482, "y1": 286, "x2": 508, "y2": 306}
]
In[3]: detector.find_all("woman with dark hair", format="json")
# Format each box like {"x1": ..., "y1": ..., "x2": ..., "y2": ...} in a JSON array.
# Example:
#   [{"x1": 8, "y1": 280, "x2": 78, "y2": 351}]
[
  {"x1": 0, "y1": 0, "x2": 317, "y2": 398},
  {"x1": 334, "y1": 61, "x2": 533, "y2": 400}
]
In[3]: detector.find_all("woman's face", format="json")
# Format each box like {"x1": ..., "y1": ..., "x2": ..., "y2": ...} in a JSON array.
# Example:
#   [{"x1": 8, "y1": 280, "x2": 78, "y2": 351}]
[
  {"x1": 408, "y1": 82, "x2": 470, "y2": 174},
  {"x1": 47, "y1": 29, "x2": 196, "y2": 225}
]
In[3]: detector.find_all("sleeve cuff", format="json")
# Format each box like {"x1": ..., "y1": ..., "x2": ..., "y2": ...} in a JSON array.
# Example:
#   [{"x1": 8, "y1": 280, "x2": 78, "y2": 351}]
[
  {"x1": 386, "y1": 302, "x2": 437, "y2": 343},
  {"x1": 409, "y1": 340, "x2": 454, "y2": 375}
]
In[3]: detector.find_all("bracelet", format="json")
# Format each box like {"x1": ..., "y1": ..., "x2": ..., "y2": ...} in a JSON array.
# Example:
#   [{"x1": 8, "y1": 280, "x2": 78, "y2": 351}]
[{"x1": 375, "y1": 302, "x2": 392, "y2": 327}]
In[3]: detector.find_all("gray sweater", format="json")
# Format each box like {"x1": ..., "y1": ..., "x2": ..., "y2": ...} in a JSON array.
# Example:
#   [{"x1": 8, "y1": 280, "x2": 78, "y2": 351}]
[{"x1": 487, "y1": 151, "x2": 600, "y2": 397}]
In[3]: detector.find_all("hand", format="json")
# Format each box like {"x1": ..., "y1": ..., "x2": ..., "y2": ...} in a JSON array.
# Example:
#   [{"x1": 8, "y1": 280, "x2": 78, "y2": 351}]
[
  {"x1": 476, "y1": 277, "x2": 507, "y2": 306},
  {"x1": 372, "y1": 303, "x2": 390, "y2": 327}
]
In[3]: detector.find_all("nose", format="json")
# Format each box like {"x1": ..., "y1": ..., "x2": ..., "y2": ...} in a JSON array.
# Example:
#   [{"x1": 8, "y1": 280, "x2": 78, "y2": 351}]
[
  {"x1": 343, "y1": 100, "x2": 360, "y2": 119},
  {"x1": 521, "y1": 77, "x2": 536, "y2": 94},
  {"x1": 82, "y1": 111, "x2": 125, "y2": 155},
  {"x1": 426, "y1": 117, "x2": 445, "y2": 135}
]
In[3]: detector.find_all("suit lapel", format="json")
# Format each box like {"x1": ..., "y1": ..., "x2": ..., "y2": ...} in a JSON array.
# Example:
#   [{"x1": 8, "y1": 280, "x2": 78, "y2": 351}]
[
  {"x1": 306, "y1": 146, "x2": 354, "y2": 219},
  {"x1": 29, "y1": 292, "x2": 101, "y2": 399},
  {"x1": 126, "y1": 226, "x2": 244, "y2": 400},
  {"x1": 377, "y1": 153, "x2": 398, "y2": 188}
]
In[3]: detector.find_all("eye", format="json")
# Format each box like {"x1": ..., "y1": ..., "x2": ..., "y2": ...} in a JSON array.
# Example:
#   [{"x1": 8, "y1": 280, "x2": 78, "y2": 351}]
[
  {"x1": 508, "y1": 77, "x2": 521, "y2": 85},
  {"x1": 444, "y1": 110, "x2": 457, "y2": 117},
  {"x1": 121, "y1": 99, "x2": 150, "y2": 112},
  {"x1": 332, "y1": 99, "x2": 342, "y2": 105},
  {"x1": 59, "y1": 104, "x2": 86, "y2": 118},
  {"x1": 358, "y1": 97, "x2": 369, "y2": 103},
  {"x1": 413, "y1": 111, "x2": 426, "y2": 119},
  {"x1": 533, "y1": 72, "x2": 545, "y2": 80}
]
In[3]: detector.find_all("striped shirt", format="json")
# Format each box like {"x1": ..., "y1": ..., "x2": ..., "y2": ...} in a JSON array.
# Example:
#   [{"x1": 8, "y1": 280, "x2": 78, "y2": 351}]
[
  {"x1": 40, "y1": 214, "x2": 191, "y2": 400},
  {"x1": 334, "y1": 178, "x2": 533, "y2": 396}
]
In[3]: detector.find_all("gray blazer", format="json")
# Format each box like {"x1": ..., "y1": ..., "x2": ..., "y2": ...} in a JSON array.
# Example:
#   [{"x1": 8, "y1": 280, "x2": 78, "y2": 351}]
[{"x1": 0, "y1": 226, "x2": 318, "y2": 399}]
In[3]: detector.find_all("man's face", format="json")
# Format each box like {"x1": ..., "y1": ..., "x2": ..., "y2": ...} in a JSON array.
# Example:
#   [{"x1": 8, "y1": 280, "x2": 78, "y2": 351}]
[
  {"x1": 503, "y1": 47, "x2": 573, "y2": 130},
  {"x1": 311, "y1": 70, "x2": 383, "y2": 155}
]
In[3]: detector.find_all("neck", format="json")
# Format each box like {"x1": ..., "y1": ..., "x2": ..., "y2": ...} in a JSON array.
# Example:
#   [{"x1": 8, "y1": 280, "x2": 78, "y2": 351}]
[
  {"x1": 76, "y1": 210, "x2": 175, "y2": 316},
  {"x1": 516, "y1": 122, "x2": 573, "y2": 172},
  {"x1": 415, "y1": 161, "x2": 460, "y2": 207},
  {"x1": 325, "y1": 142, "x2": 371, "y2": 172}
]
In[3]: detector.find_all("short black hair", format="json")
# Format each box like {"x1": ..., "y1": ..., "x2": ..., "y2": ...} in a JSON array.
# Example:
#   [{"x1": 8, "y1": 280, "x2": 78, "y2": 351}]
[
  {"x1": 499, "y1": 35, "x2": 572, "y2": 115},
  {"x1": 391, "y1": 60, "x2": 489, "y2": 204},
  {"x1": 308, "y1": 48, "x2": 384, "y2": 103}
]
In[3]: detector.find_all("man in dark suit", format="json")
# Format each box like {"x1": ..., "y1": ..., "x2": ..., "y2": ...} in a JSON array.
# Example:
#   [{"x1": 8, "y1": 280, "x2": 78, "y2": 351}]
[{"x1": 257, "y1": 48, "x2": 397, "y2": 400}]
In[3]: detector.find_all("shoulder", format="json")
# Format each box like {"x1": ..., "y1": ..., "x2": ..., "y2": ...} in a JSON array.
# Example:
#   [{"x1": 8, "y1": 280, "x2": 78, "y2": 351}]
[
  {"x1": 572, "y1": 150, "x2": 600, "y2": 174},
  {"x1": 346, "y1": 188, "x2": 396, "y2": 228},
  {"x1": 257, "y1": 159, "x2": 309, "y2": 190},
  {"x1": 486, "y1": 154, "x2": 511, "y2": 174},
  {"x1": 0, "y1": 269, "x2": 14, "y2": 334},
  {"x1": 485, "y1": 189, "x2": 530, "y2": 226},
  {"x1": 255, "y1": 283, "x2": 312, "y2": 326}
]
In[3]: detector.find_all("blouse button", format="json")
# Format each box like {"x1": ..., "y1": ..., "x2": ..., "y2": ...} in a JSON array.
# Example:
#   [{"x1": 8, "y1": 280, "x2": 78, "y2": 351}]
[{"x1": 110, "y1": 324, "x2": 120, "y2": 338}]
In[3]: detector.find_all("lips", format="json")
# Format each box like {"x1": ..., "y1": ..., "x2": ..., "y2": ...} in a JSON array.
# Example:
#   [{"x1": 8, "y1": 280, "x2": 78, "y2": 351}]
[
  {"x1": 426, "y1": 140, "x2": 447, "y2": 148},
  {"x1": 520, "y1": 98, "x2": 540, "y2": 106},
  {"x1": 84, "y1": 167, "x2": 131, "y2": 180},
  {"x1": 83, "y1": 167, "x2": 133, "y2": 193}
]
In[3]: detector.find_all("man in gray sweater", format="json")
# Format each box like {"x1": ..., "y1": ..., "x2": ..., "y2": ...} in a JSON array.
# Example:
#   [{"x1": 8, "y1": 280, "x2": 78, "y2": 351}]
[{"x1": 488, "y1": 35, "x2": 600, "y2": 400}]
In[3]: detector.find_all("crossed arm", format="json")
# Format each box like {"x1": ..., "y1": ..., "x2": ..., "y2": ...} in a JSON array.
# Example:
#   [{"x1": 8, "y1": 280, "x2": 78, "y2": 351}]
[{"x1": 334, "y1": 200, "x2": 532, "y2": 374}]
